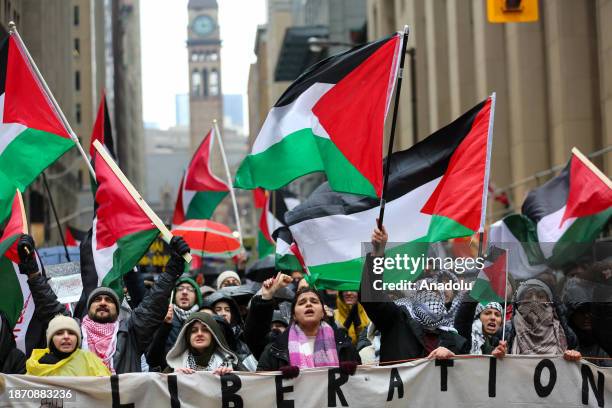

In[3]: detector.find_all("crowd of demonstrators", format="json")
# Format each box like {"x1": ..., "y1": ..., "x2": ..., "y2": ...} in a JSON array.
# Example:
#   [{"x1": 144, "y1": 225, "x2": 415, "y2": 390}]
[
  {"x1": 3, "y1": 224, "x2": 610, "y2": 379},
  {"x1": 16, "y1": 233, "x2": 190, "y2": 375},
  {"x1": 26, "y1": 315, "x2": 110, "y2": 377}
]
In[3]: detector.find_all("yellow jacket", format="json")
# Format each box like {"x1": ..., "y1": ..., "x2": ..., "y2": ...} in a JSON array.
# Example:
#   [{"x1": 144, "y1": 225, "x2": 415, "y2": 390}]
[
  {"x1": 334, "y1": 296, "x2": 370, "y2": 345},
  {"x1": 26, "y1": 348, "x2": 111, "y2": 377}
]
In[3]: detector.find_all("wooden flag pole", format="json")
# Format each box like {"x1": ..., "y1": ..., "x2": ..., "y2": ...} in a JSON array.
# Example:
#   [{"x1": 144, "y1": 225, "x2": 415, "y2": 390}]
[
  {"x1": 378, "y1": 26, "x2": 410, "y2": 228},
  {"x1": 16, "y1": 190, "x2": 28, "y2": 235},
  {"x1": 212, "y1": 120, "x2": 244, "y2": 248},
  {"x1": 93, "y1": 140, "x2": 192, "y2": 263},
  {"x1": 571, "y1": 147, "x2": 612, "y2": 189},
  {"x1": 8, "y1": 22, "x2": 96, "y2": 180}
]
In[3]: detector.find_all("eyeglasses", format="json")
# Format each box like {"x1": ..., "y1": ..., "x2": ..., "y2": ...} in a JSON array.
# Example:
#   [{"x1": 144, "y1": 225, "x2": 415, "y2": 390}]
[{"x1": 176, "y1": 286, "x2": 196, "y2": 293}]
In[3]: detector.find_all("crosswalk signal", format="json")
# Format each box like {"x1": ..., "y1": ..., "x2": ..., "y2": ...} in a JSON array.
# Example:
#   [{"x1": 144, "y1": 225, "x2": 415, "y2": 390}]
[{"x1": 487, "y1": 0, "x2": 539, "y2": 23}]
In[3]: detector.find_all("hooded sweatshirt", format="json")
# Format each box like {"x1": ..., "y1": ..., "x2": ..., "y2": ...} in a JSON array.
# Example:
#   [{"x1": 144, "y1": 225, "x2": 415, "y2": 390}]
[{"x1": 166, "y1": 312, "x2": 239, "y2": 372}]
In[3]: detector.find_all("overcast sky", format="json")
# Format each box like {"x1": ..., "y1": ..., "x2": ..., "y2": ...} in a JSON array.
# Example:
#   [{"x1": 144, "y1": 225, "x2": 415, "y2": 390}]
[{"x1": 140, "y1": 0, "x2": 267, "y2": 130}]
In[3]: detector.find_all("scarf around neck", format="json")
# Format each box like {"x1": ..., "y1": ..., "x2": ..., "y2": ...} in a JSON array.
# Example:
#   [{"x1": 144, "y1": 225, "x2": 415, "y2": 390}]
[
  {"x1": 173, "y1": 304, "x2": 199, "y2": 323},
  {"x1": 512, "y1": 302, "x2": 567, "y2": 355},
  {"x1": 288, "y1": 321, "x2": 339, "y2": 368},
  {"x1": 81, "y1": 315, "x2": 119, "y2": 373}
]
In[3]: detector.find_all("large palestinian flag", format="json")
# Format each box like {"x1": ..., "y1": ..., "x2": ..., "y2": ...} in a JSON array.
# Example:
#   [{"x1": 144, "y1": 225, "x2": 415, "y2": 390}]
[
  {"x1": 0, "y1": 36, "x2": 75, "y2": 222},
  {"x1": 0, "y1": 190, "x2": 36, "y2": 352},
  {"x1": 235, "y1": 33, "x2": 403, "y2": 198},
  {"x1": 521, "y1": 150, "x2": 611, "y2": 267},
  {"x1": 79, "y1": 146, "x2": 160, "y2": 300},
  {"x1": 258, "y1": 189, "x2": 300, "y2": 258},
  {"x1": 172, "y1": 128, "x2": 229, "y2": 226},
  {"x1": 286, "y1": 97, "x2": 495, "y2": 290}
]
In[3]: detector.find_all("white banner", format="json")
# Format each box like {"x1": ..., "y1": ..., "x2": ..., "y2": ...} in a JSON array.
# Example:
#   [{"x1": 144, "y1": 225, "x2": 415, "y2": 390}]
[{"x1": 0, "y1": 356, "x2": 610, "y2": 407}]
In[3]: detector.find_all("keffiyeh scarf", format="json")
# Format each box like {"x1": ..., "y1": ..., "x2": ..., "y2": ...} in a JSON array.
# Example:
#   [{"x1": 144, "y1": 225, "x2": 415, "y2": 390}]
[
  {"x1": 81, "y1": 315, "x2": 119, "y2": 373},
  {"x1": 288, "y1": 321, "x2": 339, "y2": 368},
  {"x1": 470, "y1": 302, "x2": 503, "y2": 354},
  {"x1": 173, "y1": 304, "x2": 199, "y2": 323}
]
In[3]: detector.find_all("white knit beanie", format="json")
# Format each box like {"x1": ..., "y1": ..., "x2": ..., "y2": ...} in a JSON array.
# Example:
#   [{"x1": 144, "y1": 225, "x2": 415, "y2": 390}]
[
  {"x1": 216, "y1": 270, "x2": 241, "y2": 289},
  {"x1": 46, "y1": 315, "x2": 82, "y2": 348}
]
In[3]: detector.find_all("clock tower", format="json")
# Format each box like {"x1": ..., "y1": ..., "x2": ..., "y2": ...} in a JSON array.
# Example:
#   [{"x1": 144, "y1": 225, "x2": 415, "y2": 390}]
[{"x1": 187, "y1": 0, "x2": 223, "y2": 153}]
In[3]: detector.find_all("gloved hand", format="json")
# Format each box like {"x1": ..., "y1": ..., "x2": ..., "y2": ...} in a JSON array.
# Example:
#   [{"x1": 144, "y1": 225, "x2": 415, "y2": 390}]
[
  {"x1": 169, "y1": 236, "x2": 190, "y2": 257},
  {"x1": 339, "y1": 361, "x2": 358, "y2": 376},
  {"x1": 279, "y1": 365, "x2": 300, "y2": 379},
  {"x1": 17, "y1": 234, "x2": 39, "y2": 276},
  {"x1": 165, "y1": 236, "x2": 190, "y2": 278}
]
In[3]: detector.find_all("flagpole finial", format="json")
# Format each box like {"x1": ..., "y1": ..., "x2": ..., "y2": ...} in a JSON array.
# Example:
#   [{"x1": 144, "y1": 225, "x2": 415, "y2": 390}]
[
  {"x1": 403, "y1": 25, "x2": 410, "y2": 35},
  {"x1": 213, "y1": 118, "x2": 218, "y2": 125},
  {"x1": 8, "y1": 21, "x2": 16, "y2": 33}
]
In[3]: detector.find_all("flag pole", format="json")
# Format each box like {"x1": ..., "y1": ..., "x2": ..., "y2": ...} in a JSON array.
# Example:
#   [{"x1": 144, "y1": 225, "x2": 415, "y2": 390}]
[
  {"x1": 8, "y1": 22, "x2": 96, "y2": 180},
  {"x1": 42, "y1": 172, "x2": 71, "y2": 262},
  {"x1": 212, "y1": 120, "x2": 244, "y2": 248},
  {"x1": 571, "y1": 147, "x2": 612, "y2": 188},
  {"x1": 16, "y1": 190, "x2": 28, "y2": 235},
  {"x1": 502, "y1": 248, "x2": 509, "y2": 341},
  {"x1": 378, "y1": 25, "x2": 410, "y2": 228},
  {"x1": 479, "y1": 92, "x2": 497, "y2": 233},
  {"x1": 93, "y1": 140, "x2": 192, "y2": 263}
]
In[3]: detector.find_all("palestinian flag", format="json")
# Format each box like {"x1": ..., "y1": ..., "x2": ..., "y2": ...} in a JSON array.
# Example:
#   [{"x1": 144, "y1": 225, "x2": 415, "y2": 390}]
[
  {"x1": 522, "y1": 150, "x2": 612, "y2": 267},
  {"x1": 172, "y1": 128, "x2": 229, "y2": 226},
  {"x1": 258, "y1": 189, "x2": 300, "y2": 258},
  {"x1": 274, "y1": 226, "x2": 304, "y2": 272},
  {"x1": 286, "y1": 97, "x2": 495, "y2": 290},
  {"x1": 0, "y1": 36, "x2": 75, "y2": 222},
  {"x1": 487, "y1": 214, "x2": 547, "y2": 280},
  {"x1": 253, "y1": 188, "x2": 267, "y2": 209},
  {"x1": 471, "y1": 246, "x2": 507, "y2": 305},
  {"x1": 0, "y1": 190, "x2": 36, "y2": 352},
  {"x1": 235, "y1": 33, "x2": 403, "y2": 198},
  {"x1": 79, "y1": 145, "x2": 160, "y2": 299}
]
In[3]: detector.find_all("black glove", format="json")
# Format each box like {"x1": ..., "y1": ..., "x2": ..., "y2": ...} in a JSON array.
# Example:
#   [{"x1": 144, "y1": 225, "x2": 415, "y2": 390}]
[
  {"x1": 279, "y1": 365, "x2": 300, "y2": 379},
  {"x1": 165, "y1": 236, "x2": 190, "y2": 278},
  {"x1": 169, "y1": 236, "x2": 190, "y2": 257},
  {"x1": 339, "y1": 361, "x2": 358, "y2": 376},
  {"x1": 17, "y1": 234, "x2": 38, "y2": 276}
]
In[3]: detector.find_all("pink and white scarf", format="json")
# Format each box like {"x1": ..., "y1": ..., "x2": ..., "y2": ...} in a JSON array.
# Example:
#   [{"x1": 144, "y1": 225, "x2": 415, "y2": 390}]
[
  {"x1": 288, "y1": 321, "x2": 339, "y2": 368},
  {"x1": 81, "y1": 315, "x2": 119, "y2": 373}
]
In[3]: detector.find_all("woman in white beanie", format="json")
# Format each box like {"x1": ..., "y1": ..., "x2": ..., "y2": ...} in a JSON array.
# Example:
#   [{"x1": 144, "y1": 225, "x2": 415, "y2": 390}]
[{"x1": 26, "y1": 315, "x2": 110, "y2": 376}]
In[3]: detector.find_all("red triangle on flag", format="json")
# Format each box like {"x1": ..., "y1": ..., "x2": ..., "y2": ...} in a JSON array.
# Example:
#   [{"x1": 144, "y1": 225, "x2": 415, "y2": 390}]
[
  {"x1": 93, "y1": 150, "x2": 155, "y2": 249},
  {"x1": 0, "y1": 190, "x2": 26, "y2": 262},
  {"x1": 184, "y1": 129, "x2": 228, "y2": 192},
  {"x1": 3, "y1": 37, "x2": 70, "y2": 138},
  {"x1": 560, "y1": 154, "x2": 612, "y2": 227}
]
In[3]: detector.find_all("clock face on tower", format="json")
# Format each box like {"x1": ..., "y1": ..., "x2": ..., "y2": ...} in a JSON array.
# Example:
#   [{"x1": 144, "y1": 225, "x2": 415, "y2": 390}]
[{"x1": 192, "y1": 14, "x2": 216, "y2": 37}]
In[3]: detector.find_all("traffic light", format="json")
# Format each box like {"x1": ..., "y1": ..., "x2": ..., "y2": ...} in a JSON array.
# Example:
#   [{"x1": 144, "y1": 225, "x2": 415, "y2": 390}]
[{"x1": 487, "y1": 0, "x2": 539, "y2": 23}]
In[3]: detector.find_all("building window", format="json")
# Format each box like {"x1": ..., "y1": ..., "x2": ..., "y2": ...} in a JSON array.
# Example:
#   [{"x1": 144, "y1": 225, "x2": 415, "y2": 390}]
[
  {"x1": 73, "y1": 5, "x2": 79, "y2": 26},
  {"x1": 209, "y1": 69, "x2": 219, "y2": 96},
  {"x1": 74, "y1": 70, "x2": 81, "y2": 91},
  {"x1": 208, "y1": 52, "x2": 218, "y2": 61},
  {"x1": 191, "y1": 52, "x2": 198, "y2": 62},
  {"x1": 74, "y1": 38, "x2": 80, "y2": 56},
  {"x1": 191, "y1": 69, "x2": 201, "y2": 97},
  {"x1": 75, "y1": 103, "x2": 82, "y2": 124},
  {"x1": 202, "y1": 69, "x2": 208, "y2": 97}
]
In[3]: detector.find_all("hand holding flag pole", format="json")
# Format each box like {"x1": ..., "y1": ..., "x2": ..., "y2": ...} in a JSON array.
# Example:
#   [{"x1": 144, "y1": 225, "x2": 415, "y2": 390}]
[
  {"x1": 93, "y1": 140, "x2": 192, "y2": 263},
  {"x1": 378, "y1": 25, "x2": 410, "y2": 229},
  {"x1": 8, "y1": 22, "x2": 96, "y2": 181}
]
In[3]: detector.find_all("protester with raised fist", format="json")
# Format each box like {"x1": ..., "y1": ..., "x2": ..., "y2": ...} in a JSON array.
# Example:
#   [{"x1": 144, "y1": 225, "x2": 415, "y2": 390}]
[
  {"x1": 20, "y1": 233, "x2": 191, "y2": 374},
  {"x1": 257, "y1": 287, "x2": 361, "y2": 378},
  {"x1": 359, "y1": 224, "x2": 467, "y2": 364}
]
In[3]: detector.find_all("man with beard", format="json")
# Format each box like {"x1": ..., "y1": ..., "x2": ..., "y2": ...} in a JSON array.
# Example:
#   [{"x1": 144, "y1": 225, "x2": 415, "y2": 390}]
[{"x1": 17, "y1": 233, "x2": 190, "y2": 374}]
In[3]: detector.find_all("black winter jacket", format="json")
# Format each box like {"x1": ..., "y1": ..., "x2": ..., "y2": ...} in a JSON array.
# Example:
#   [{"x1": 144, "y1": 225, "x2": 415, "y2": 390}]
[
  {"x1": 244, "y1": 295, "x2": 276, "y2": 360},
  {"x1": 453, "y1": 296, "x2": 500, "y2": 354},
  {"x1": 27, "y1": 265, "x2": 181, "y2": 374},
  {"x1": 257, "y1": 324, "x2": 360, "y2": 371},
  {"x1": 359, "y1": 255, "x2": 467, "y2": 364},
  {"x1": 0, "y1": 312, "x2": 26, "y2": 374}
]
